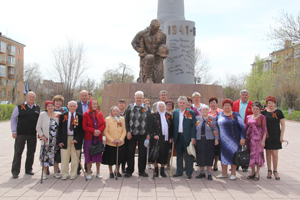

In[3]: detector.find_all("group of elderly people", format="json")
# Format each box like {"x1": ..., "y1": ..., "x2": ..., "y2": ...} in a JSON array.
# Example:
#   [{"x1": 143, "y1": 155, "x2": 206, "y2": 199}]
[{"x1": 11, "y1": 89, "x2": 285, "y2": 182}]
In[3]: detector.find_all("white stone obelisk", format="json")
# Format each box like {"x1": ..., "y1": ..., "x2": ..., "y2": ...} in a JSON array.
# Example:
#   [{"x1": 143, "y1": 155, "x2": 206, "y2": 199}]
[{"x1": 157, "y1": 0, "x2": 195, "y2": 84}]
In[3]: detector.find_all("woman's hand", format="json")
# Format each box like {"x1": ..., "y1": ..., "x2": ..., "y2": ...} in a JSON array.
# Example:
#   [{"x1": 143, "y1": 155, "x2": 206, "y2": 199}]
[
  {"x1": 154, "y1": 135, "x2": 159, "y2": 140},
  {"x1": 213, "y1": 131, "x2": 218, "y2": 137},
  {"x1": 127, "y1": 132, "x2": 132, "y2": 140},
  {"x1": 261, "y1": 141, "x2": 265, "y2": 148},
  {"x1": 280, "y1": 136, "x2": 284, "y2": 143},
  {"x1": 41, "y1": 136, "x2": 47, "y2": 142},
  {"x1": 59, "y1": 143, "x2": 64, "y2": 148},
  {"x1": 94, "y1": 130, "x2": 101, "y2": 137},
  {"x1": 191, "y1": 138, "x2": 196, "y2": 145},
  {"x1": 215, "y1": 139, "x2": 219, "y2": 145},
  {"x1": 240, "y1": 139, "x2": 245, "y2": 146},
  {"x1": 112, "y1": 139, "x2": 118, "y2": 144}
]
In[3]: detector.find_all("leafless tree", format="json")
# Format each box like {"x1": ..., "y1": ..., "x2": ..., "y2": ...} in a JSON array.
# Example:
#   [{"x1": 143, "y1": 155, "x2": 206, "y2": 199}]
[
  {"x1": 52, "y1": 40, "x2": 88, "y2": 103},
  {"x1": 267, "y1": 10, "x2": 300, "y2": 48},
  {"x1": 221, "y1": 73, "x2": 246, "y2": 101},
  {"x1": 9, "y1": 62, "x2": 24, "y2": 104},
  {"x1": 24, "y1": 63, "x2": 42, "y2": 93},
  {"x1": 194, "y1": 47, "x2": 216, "y2": 84}
]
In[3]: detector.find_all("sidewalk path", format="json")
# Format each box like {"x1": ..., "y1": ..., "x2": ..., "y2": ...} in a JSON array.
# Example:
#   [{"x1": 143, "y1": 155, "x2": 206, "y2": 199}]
[{"x1": 0, "y1": 121, "x2": 299, "y2": 200}]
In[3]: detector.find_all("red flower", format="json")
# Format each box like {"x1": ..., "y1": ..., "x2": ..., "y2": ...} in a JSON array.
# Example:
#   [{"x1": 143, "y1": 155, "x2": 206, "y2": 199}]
[{"x1": 142, "y1": 107, "x2": 146, "y2": 113}]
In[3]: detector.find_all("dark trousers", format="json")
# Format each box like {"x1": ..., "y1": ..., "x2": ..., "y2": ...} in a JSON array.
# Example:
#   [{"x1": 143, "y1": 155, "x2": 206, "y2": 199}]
[
  {"x1": 175, "y1": 134, "x2": 194, "y2": 176},
  {"x1": 11, "y1": 135, "x2": 37, "y2": 175},
  {"x1": 126, "y1": 134, "x2": 147, "y2": 174}
]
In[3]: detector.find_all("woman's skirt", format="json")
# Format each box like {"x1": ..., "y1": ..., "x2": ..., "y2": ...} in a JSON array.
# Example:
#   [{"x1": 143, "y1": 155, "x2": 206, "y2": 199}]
[
  {"x1": 196, "y1": 137, "x2": 215, "y2": 167},
  {"x1": 102, "y1": 145, "x2": 124, "y2": 166},
  {"x1": 84, "y1": 138, "x2": 103, "y2": 164},
  {"x1": 149, "y1": 140, "x2": 169, "y2": 165}
]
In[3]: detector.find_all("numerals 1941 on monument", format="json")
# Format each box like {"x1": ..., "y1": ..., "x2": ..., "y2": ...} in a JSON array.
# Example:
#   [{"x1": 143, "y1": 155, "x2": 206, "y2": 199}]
[{"x1": 168, "y1": 25, "x2": 196, "y2": 36}]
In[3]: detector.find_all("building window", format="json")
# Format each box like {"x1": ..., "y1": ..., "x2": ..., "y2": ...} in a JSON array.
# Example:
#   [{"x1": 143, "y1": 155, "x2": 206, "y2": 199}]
[
  {"x1": 17, "y1": 91, "x2": 20, "y2": 97},
  {"x1": 0, "y1": 65, "x2": 6, "y2": 77},
  {"x1": 8, "y1": 91, "x2": 10, "y2": 97},
  {"x1": 0, "y1": 91, "x2": 1, "y2": 98},
  {"x1": 18, "y1": 49, "x2": 21, "y2": 54},
  {"x1": 8, "y1": 67, "x2": 15, "y2": 75},
  {"x1": 8, "y1": 44, "x2": 16, "y2": 56},
  {"x1": 18, "y1": 59, "x2": 20, "y2": 66},
  {"x1": 17, "y1": 82, "x2": 20, "y2": 87},
  {"x1": 3, "y1": 91, "x2": 6, "y2": 97},
  {"x1": 0, "y1": 41, "x2": 6, "y2": 53},
  {"x1": 7, "y1": 56, "x2": 15, "y2": 64}
]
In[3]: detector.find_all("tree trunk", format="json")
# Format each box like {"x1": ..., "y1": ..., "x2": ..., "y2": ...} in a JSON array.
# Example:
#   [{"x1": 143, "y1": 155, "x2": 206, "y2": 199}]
[{"x1": 288, "y1": 106, "x2": 294, "y2": 115}]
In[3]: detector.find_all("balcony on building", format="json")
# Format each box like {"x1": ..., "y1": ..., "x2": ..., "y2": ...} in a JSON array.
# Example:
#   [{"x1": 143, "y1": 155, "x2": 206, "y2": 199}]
[
  {"x1": 7, "y1": 56, "x2": 16, "y2": 67},
  {"x1": 8, "y1": 67, "x2": 15, "y2": 79},
  {"x1": 7, "y1": 44, "x2": 16, "y2": 56}
]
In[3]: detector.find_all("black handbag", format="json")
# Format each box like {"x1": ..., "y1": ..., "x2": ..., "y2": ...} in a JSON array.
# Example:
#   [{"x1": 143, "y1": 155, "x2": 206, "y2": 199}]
[
  {"x1": 88, "y1": 136, "x2": 105, "y2": 156},
  {"x1": 149, "y1": 140, "x2": 160, "y2": 161},
  {"x1": 234, "y1": 145, "x2": 250, "y2": 166}
]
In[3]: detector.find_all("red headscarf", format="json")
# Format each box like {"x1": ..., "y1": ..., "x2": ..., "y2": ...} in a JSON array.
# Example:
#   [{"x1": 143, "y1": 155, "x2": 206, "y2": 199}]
[
  {"x1": 88, "y1": 99, "x2": 100, "y2": 119},
  {"x1": 45, "y1": 101, "x2": 54, "y2": 109}
]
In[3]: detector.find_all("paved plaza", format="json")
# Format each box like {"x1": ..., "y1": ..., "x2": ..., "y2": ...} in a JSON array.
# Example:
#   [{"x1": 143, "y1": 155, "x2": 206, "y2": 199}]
[{"x1": 0, "y1": 120, "x2": 299, "y2": 200}]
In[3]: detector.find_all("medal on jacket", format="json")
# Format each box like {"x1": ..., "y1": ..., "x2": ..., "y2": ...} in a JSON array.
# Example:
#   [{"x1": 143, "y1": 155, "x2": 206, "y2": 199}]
[{"x1": 72, "y1": 115, "x2": 79, "y2": 128}]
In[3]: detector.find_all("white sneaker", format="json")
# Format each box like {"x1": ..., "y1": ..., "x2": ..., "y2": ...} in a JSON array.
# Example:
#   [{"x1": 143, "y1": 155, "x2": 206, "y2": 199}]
[
  {"x1": 96, "y1": 174, "x2": 102, "y2": 179},
  {"x1": 147, "y1": 164, "x2": 152, "y2": 169},
  {"x1": 42, "y1": 174, "x2": 47, "y2": 180},
  {"x1": 216, "y1": 174, "x2": 228, "y2": 178},
  {"x1": 54, "y1": 173, "x2": 61, "y2": 179},
  {"x1": 229, "y1": 175, "x2": 237, "y2": 180},
  {"x1": 86, "y1": 174, "x2": 92, "y2": 180}
]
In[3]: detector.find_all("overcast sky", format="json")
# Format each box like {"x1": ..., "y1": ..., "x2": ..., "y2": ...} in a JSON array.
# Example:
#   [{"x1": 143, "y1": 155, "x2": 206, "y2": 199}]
[{"x1": 1, "y1": 0, "x2": 299, "y2": 84}]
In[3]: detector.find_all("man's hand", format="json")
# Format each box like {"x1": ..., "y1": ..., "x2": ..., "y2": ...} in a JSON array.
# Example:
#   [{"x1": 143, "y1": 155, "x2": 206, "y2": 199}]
[
  {"x1": 127, "y1": 132, "x2": 132, "y2": 140},
  {"x1": 137, "y1": 47, "x2": 144, "y2": 53},
  {"x1": 169, "y1": 138, "x2": 173, "y2": 143},
  {"x1": 12, "y1": 133, "x2": 17, "y2": 139},
  {"x1": 240, "y1": 139, "x2": 245, "y2": 146},
  {"x1": 154, "y1": 135, "x2": 159, "y2": 140},
  {"x1": 72, "y1": 140, "x2": 78, "y2": 144},
  {"x1": 191, "y1": 138, "x2": 196, "y2": 145},
  {"x1": 59, "y1": 143, "x2": 64, "y2": 148},
  {"x1": 215, "y1": 139, "x2": 219, "y2": 145},
  {"x1": 41, "y1": 136, "x2": 47, "y2": 142}
]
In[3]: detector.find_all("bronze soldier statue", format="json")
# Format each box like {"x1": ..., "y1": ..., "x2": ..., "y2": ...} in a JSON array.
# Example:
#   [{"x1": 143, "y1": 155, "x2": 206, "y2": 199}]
[{"x1": 132, "y1": 19, "x2": 169, "y2": 83}]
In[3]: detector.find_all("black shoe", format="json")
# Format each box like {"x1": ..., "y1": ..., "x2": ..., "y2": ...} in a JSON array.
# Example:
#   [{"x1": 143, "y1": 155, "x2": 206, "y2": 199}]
[
  {"x1": 247, "y1": 174, "x2": 256, "y2": 179},
  {"x1": 207, "y1": 174, "x2": 213, "y2": 181},
  {"x1": 58, "y1": 168, "x2": 61, "y2": 173},
  {"x1": 195, "y1": 173, "x2": 206, "y2": 179},
  {"x1": 213, "y1": 168, "x2": 218, "y2": 171},
  {"x1": 77, "y1": 170, "x2": 81, "y2": 175},
  {"x1": 12, "y1": 174, "x2": 18, "y2": 179},
  {"x1": 122, "y1": 168, "x2": 126, "y2": 174},
  {"x1": 173, "y1": 173, "x2": 182, "y2": 177},
  {"x1": 47, "y1": 168, "x2": 50, "y2": 175},
  {"x1": 110, "y1": 173, "x2": 114, "y2": 178},
  {"x1": 160, "y1": 167, "x2": 167, "y2": 178},
  {"x1": 124, "y1": 173, "x2": 132, "y2": 178},
  {"x1": 139, "y1": 172, "x2": 149, "y2": 177},
  {"x1": 154, "y1": 167, "x2": 159, "y2": 177},
  {"x1": 242, "y1": 168, "x2": 248, "y2": 172},
  {"x1": 25, "y1": 170, "x2": 34, "y2": 175},
  {"x1": 186, "y1": 175, "x2": 192, "y2": 179},
  {"x1": 115, "y1": 172, "x2": 122, "y2": 177}
]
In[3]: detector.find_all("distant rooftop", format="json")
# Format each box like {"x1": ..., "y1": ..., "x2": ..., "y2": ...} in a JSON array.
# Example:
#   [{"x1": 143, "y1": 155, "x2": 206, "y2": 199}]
[{"x1": 0, "y1": 32, "x2": 26, "y2": 47}]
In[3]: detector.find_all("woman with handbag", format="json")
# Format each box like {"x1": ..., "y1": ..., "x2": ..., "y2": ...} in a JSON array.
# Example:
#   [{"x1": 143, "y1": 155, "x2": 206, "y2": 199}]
[
  {"x1": 102, "y1": 106, "x2": 126, "y2": 178},
  {"x1": 195, "y1": 104, "x2": 219, "y2": 181},
  {"x1": 148, "y1": 101, "x2": 173, "y2": 177},
  {"x1": 216, "y1": 99, "x2": 246, "y2": 180},
  {"x1": 245, "y1": 101, "x2": 268, "y2": 181},
  {"x1": 36, "y1": 101, "x2": 61, "y2": 180},
  {"x1": 82, "y1": 99, "x2": 106, "y2": 180}
]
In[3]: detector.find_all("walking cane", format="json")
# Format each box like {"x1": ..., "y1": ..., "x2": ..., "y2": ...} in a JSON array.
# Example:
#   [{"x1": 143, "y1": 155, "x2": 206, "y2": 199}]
[
  {"x1": 153, "y1": 160, "x2": 157, "y2": 180},
  {"x1": 73, "y1": 144, "x2": 87, "y2": 181},
  {"x1": 169, "y1": 142, "x2": 174, "y2": 177},
  {"x1": 40, "y1": 142, "x2": 46, "y2": 184},
  {"x1": 115, "y1": 144, "x2": 119, "y2": 180}
]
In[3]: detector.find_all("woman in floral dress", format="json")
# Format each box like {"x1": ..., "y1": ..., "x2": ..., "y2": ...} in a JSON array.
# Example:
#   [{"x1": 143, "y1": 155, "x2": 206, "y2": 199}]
[
  {"x1": 36, "y1": 101, "x2": 61, "y2": 180},
  {"x1": 245, "y1": 101, "x2": 268, "y2": 181}
]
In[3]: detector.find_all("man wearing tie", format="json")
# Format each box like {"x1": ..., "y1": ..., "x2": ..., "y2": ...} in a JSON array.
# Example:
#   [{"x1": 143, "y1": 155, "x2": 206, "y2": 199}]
[
  {"x1": 57, "y1": 101, "x2": 84, "y2": 180},
  {"x1": 172, "y1": 96, "x2": 196, "y2": 179},
  {"x1": 76, "y1": 90, "x2": 90, "y2": 174}
]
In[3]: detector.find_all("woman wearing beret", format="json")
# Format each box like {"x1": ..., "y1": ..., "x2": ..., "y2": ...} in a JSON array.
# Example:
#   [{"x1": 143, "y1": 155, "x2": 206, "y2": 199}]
[
  {"x1": 82, "y1": 99, "x2": 106, "y2": 179},
  {"x1": 195, "y1": 104, "x2": 219, "y2": 180},
  {"x1": 148, "y1": 101, "x2": 173, "y2": 177},
  {"x1": 246, "y1": 101, "x2": 268, "y2": 181},
  {"x1": 261, "y1": 96, "x2": 285, "y2": 180},
  {"x1": 216, "y1": 98, "x2": 246, "y2": 180},
  {"x1": 36, "y1": 101, "x2": 61, "y2": 180},
  {"x1": 102, "y1": 106, "x2": 126, "y2": 178}
]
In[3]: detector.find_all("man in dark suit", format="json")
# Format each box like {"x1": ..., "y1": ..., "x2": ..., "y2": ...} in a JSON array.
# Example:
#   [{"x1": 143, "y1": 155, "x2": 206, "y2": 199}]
[
  {"x1": 57, "y1": 101, "x2": 84, "y2": 180},
  {"x1": 76, "y1": 90, "x2": 89, "y2": 174},
  {"x1": 172, "y1": 96, "x2": 196, "y2": 179}
]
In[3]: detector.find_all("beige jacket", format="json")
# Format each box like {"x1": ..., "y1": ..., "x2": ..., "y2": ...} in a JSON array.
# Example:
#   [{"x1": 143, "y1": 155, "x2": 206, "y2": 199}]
[
  {"x1": 36, "y1": 111, "x2": 60, "y2": 145},
  {"x1": 104, "y1": 116, "x2": 126, "y2": 147}
]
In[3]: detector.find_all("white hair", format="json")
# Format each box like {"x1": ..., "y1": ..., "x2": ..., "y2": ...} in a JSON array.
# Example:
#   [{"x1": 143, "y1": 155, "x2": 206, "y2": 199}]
[
  {"x1": 68, "y1": 100, "x2": 77, "y2": 106},
  {"x1": 192, "y1": 92, "x2": 201, "y2": 98},
  {"x1": 177, "y1": 96, "x2": 187, "y2": 103},
  {"x1": 26, "y1": 91, "x2": 36, "y2": 97},
  {"x1": 201, "y1": 104, "x2": 209, "y2": 110},
  {"x1": 134, "y1": 91, "x2": 144, "y2": 97},
  {"x1": 240, "y1": 89, "x2": 250, "y2": 95},
  {"x1": 80, "y1": 90, "x2": 88, "y2": 95}
]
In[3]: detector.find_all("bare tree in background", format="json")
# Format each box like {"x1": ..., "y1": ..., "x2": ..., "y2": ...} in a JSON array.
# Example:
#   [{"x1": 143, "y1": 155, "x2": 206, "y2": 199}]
[
  {"x1": 222, "y1": 73, "x2": 246, "y2": 101},
  {"x1": 267, "y1": 10, "x2": 300, "y2": 48},
  {"x1": 24, "y1": 63, "x2": 42, "y2": 93},
  {"x1": 194, "y1": 47, "x2": 216, "y2": 84},
  {"x1": 76, "y1": 77, "x2": 97, "y2": 99},
  {"x1": 53, "y1": 40, "x2": 88, "y2": 103},
  {"x1": 9, "y1": 62, "x2": 24, "y2": 104}
]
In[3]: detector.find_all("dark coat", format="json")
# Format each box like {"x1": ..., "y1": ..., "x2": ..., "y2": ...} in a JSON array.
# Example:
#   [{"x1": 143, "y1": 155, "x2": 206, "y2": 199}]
[
  {"x1": 173, "y1": 108, "x2": 196, "y2": 143},
  {"x1": 57, "y1": 112, "x2": 84, "y2": 150},
  {"x1": 76, "y1": 100, "x2": 90, "y2": 114},
  {"x1": 149, "y1": 112, "x2": 174, "y2": 142}
]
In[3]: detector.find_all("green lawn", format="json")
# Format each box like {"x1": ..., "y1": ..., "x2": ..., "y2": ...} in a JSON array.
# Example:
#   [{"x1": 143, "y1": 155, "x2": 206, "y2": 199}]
[{"x1": 282, "y1": 110, "x2": 300, "y2": 122}]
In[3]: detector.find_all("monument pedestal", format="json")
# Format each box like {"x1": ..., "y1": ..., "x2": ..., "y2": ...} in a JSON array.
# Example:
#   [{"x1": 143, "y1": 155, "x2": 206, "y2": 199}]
[{"x1": 101, "y1": 83, "x2": 223, "y2": 117}]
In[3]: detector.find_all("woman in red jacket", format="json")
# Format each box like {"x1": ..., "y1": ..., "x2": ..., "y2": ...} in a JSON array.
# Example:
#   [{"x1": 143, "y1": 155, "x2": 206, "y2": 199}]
[{"x1": 82, "y1": 99, "x2": 106, "y2": 179}]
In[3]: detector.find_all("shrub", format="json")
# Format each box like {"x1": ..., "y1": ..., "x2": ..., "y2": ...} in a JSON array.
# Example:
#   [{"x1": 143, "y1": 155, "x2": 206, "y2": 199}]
[{"x1": 0, "y1": 104, "x2": 16, "y2": 121}]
